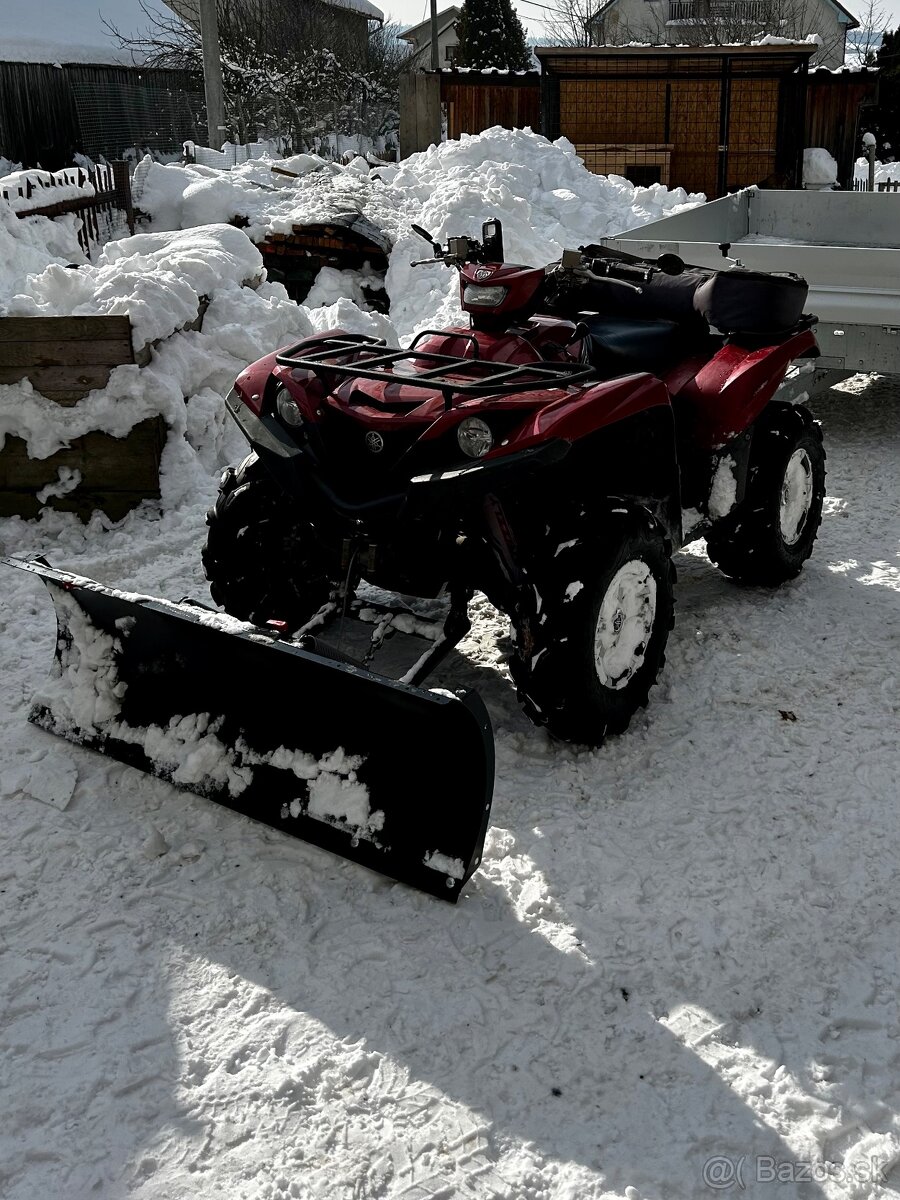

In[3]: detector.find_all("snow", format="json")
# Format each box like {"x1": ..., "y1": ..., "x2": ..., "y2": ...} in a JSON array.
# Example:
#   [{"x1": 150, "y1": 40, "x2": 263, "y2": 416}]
[
  {"x1": 803, "y1": 148, "x2": 838, "y2": 189},
  {"x1": 0, "y1": 127, "x2": 899, "y2": 1199},
  {"x1": 423, "y1": 849, "x2": 466, "y2": 880},
  {"x1": 0, "y1": 168, "x2": 95, "y2": 211},
  {"x1": 854, "y1": 157, "x2": 900, "y2": 184},
  {"x1": 135, "y1": 128, "x2": 704, "y2": 340},
  {"x1": 305, "y1": 263, "x2": 385, "y2": 311},
  {"x1": 708, "y1": 454, "x2": 738, "y2": 519}
]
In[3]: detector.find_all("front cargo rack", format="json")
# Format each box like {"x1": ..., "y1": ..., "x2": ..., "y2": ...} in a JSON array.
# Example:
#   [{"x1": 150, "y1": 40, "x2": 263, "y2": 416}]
[{"x1": 275, "y1": 332, "x2": 595, "y2": 406}]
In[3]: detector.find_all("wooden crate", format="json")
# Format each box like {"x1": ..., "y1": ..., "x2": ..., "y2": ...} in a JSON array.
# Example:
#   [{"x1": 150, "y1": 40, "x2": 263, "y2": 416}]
[{"x1": 0, "y1": 315, "x2": 165, "y2": 520}]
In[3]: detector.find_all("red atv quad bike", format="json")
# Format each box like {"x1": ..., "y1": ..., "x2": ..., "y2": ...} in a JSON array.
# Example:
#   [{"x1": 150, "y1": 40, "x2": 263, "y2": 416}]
[
  {"x1": 6, "y1": 218, "x2": 826, "y2": 901},
  {"x1": 205, "y1": 218, "x2": 825, "y2": 746}
]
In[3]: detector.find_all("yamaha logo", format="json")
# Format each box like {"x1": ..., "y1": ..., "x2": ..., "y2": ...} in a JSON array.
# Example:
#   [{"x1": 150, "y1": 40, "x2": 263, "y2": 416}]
[
  {"x1": 474, "y1": 268, "x2": 493, "y2": 281},
  {"x1": 365, "y1": 431, "x2": 385, "y2": 454}
]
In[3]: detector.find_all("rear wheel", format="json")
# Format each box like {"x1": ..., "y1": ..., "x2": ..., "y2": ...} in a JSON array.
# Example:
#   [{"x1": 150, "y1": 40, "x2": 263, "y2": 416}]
[
  {"x1": 511, "y1": 505, "x2": 675, "y2": 746},
  {"x1": 706, "y1": 404, "x2": 825, "y2": 586},
  {"x1": 202, "y1": 452, "x2": 335, "y2": 627}
]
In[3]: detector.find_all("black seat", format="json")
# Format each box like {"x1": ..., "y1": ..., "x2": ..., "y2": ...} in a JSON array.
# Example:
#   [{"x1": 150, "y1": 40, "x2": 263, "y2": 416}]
[{"x1": 584, "y1": 318, "x2": 688, "y2": 375}]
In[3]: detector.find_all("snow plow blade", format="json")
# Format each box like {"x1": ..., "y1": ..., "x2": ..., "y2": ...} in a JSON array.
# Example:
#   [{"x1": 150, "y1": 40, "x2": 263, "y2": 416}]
[{"x1": 5, "y1": 557, "x2": 494, "y2": 901}]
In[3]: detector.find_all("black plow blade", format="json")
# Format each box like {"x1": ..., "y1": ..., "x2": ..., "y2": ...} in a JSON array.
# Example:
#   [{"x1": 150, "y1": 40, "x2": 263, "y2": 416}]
[{"x1": 4, "y1": 558, "x2": 494, "y2": 900}]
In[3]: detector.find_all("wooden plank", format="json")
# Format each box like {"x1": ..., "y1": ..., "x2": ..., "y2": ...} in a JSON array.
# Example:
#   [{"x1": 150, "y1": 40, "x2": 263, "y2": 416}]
[
  {"x1": 0, "y1": 418, "x2": 165, "y2": 498},
  {"x1": 0, "y1": 489, "x2": 155, "y2": 522},
  {"x1": 0, "y1": 364, "x2": 116, "y2": 403},
  {"x1": 0, "y1": 315, "x2": 132, "y2": 343},
  {"x1": 0, "y1": 339, "x2": 134, "y2": 368}
]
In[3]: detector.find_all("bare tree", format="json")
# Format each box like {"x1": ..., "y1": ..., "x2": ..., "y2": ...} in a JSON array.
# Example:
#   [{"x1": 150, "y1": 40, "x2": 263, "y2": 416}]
[
  {"x1": 103, "y1": 0, "x2": 407, "y2": 149},
  {"x1": 541, "y1": 0, "x2": 597, "y2": 47},
  {"x1": 846, "y1": 0, "x2": 890, "y2": 66}
]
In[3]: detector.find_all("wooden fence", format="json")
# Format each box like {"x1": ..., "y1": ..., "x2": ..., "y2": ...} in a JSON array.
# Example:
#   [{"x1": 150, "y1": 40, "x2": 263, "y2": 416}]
[
  {"x1": 0, "y1": 60, "x2": 202, "y2": 170},
  {"x1": 441, "y1": 72, "x2": 541, "y2": 142},
  {"x1": 1, "y1": 162, "x2": 135, "y2": 255},
  {"x1": 806, "y1": 69, "x2": 879, "y2": 189},
  {"x1": 0, "y1": 316, "x2": 164, "y2": 520}
]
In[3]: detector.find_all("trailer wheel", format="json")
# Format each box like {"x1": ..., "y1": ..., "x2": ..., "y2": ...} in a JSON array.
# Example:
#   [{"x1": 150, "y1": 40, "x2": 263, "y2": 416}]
[
  {"x1": 511, "y1": 506, "x2": 675, "y2": 746},
  {"x1": 706, "y1": 404, "x2": 825, "y2": 586},
  {"x1": 203, "y1": 453, "x2": 334, "y2": 627}
]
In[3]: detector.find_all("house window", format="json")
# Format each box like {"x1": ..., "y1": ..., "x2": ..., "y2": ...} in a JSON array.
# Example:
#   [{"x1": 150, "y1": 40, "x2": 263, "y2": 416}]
[{"x1": 445, "y1": 44, "x2": 457, "y2": 63}]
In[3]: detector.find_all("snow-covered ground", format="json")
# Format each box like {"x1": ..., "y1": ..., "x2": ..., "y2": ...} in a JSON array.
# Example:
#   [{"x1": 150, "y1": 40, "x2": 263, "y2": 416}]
[
  {"x1": 1, "y1": 130, "x2": 899, "y2": 1199},
  {"x1": 1, "y1": 377, "x2": 898, "y2": 1199}
]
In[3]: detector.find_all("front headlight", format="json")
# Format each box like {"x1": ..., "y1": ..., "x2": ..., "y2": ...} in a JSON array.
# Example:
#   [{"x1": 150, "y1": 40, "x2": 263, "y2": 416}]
[
  {"x1": 457, "y1": 416, "x2": 493, "y2": 459},
  {"x1": 463, "y1": 284, "x2": 508, "y2": 307},
  {"x1": 275, "y1": 386, "x2": 304, "y2": 427}
]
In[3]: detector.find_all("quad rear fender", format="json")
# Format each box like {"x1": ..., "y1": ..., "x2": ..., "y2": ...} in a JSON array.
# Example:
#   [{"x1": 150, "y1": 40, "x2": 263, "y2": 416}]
[{"x1": 672, "y1": 329, "x2": 817, "y2": 451}]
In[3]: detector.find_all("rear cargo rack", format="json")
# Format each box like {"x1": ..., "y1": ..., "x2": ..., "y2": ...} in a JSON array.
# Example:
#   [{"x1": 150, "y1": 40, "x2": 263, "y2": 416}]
[{"x1": 275, "y1": 333, "x2": 594, "y2": 405}]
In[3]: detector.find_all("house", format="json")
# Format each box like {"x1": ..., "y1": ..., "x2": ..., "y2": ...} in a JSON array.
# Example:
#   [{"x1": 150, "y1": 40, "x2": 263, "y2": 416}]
[
  {"x1": 400, "y1": 6, "x2": 462, "y2": 69},
  {"x1": 168, "y1": 0, "x2": 384, "y2": 58},
  {"x1": 585, "y1": 0, "x2": 860, "y2": 69}
]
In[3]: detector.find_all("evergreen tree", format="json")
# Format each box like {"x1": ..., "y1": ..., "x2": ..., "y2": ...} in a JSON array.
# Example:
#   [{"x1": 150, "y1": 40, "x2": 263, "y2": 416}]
[
  {"x1": 456, "y1": 0, "x2": 531, "y2": 72},
  {"x1": 873, "y1": 28, "x2": 900, "y2": 153}
]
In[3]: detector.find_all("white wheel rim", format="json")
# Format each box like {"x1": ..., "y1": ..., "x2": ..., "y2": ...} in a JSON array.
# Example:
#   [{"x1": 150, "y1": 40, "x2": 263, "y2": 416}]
[
  {"x1": 779, "y1": 448, "x2": 814, "y2": 546},
  {"x1": 593, "y1": 560, "x2": 657, "y2": 690}
]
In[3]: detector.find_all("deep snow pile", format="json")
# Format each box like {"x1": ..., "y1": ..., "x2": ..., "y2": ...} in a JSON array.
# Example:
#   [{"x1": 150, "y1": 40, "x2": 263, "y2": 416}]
[
  {"x1": 137, "y1": 128, "x2": 705, "y2": 339},
  {"x1": 6, "y1": 224, "x2": 266, "y2": 350},
  {"x1": 0, "y1": 215, "x2": 321, "y2": 477},
  {"x1": 0, "y1": 201, "x2": 88, "y2": 305}
]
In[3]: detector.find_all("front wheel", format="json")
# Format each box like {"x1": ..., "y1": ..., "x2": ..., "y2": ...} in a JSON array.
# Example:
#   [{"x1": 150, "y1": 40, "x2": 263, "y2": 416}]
[
  {"x1": 510, "y1": 506, "x2": 675, "y2": 746},
  {"x1": 202, "y1": 452, "x2": 335, "y2": 627},
  {"x1": 706, "y1": 403, "x2": 825, "y2": 586}
]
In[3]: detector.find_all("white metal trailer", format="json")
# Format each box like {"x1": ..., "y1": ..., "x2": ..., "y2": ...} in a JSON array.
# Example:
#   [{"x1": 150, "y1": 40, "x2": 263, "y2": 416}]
[{"x1": 603, "y1": 188, "x2": 900, "y2": 396}]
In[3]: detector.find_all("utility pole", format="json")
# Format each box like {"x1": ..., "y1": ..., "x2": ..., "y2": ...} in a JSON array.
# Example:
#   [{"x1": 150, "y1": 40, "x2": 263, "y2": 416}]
[
  {"x1": 430, "y1": 0, "x2": 440, "y2": 71},
  {"x1": 199, "y1": 0, "x2": 227, "y2": 149}
]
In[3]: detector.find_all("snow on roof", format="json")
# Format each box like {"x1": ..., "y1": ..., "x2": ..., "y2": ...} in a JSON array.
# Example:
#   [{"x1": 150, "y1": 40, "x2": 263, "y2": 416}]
[
  {"x1": 0, "y1": 0, "x2": 161, "y2": 66},
  {"x1": 535, "y1": 42, "x2": 818, "y2": 56},
  {"x1": 326, "y1": 0, "x2": 384, "y2": 20}
]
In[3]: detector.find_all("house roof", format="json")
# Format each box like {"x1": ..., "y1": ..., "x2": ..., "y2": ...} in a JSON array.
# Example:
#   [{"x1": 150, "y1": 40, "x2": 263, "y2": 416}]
[
  {"x1": 534, "y1": 43, "x2": 818, "y2": 57},
  {"x1": 823, "y1": 0, "x2": 860, "y2": 29},
  {"x1": 400, "y1": 6, "x2": 461, "y2": 42},
  {"x1": 325, "y1": 0, "x2": 384, "y2": 19}
]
